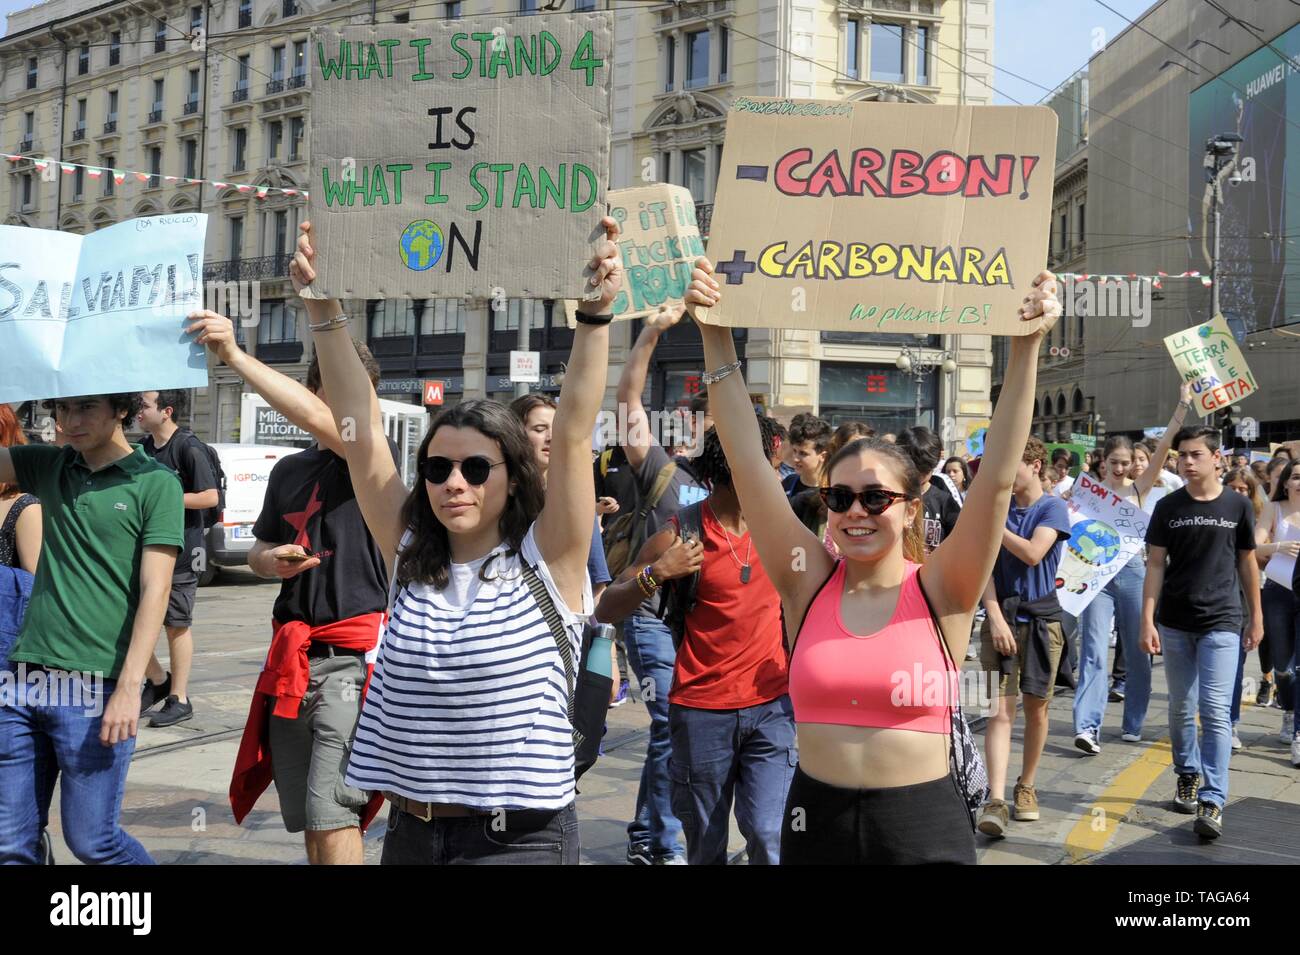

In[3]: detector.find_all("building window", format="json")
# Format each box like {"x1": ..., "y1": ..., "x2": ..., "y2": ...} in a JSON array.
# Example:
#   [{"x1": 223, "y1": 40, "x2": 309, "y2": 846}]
[
  {"x1": 155, "y1": 19, "x2": 167, "y2": 54},
  {"x1": 493, "y1": 299, "x2": 546, "y2": 331},
  {"x1": 1078, "y1": 201, "x2": 1086, "y2": 243},
  {"x1": 268, "y1": 120, "x2": 283, "y2": 160},
  {"x1": 187, "y1": 68, "x2": 200, "y2": 111},
  {"x1": 916, "y1": 25, "x2": 930, "y2": 84},
  {"x1": 271, "y1": 46, "x2": 285, "y2": 80},
  {"x1": 660, "y1": 151, "x2": 671, "y2": 183},
  {"x1": 152, "y1": 77, "x2": 165, "y2": 118},
  {"x1": 421, "y1": 298, "x2": 466, "y2": 335},
  {"x1": 149, "y1": 147, "x2": 162, "y2": 188},
  {"x1": 73, "y1": 167, "x2": 84, "y2": 201},
  {"x1": 110, "y1": 31, "x2": 121, "y2": 65},
  {"x1": 870, "y1": 23, "x2": 905, "y2": 83},
  {"x1": 686, "y1": 30, "x2": 709, "y2": 89},
  {"x1": 257, "y1": 300, "x2": 298, "y2": 344},
  {"x1": 719, "y1": 26, "x2": 729, "y2": 82},
  {"x1": 682, "y1": 148, "x2": 706, "y2": 203},
  {"x1": 23, "y1": 111, "x2": 34, "y2": 139},
  {"x1": 394, "y1": 11, "x2": 409, "y2": 22},
  {"x1": 26, "y1": 57, "x2": 36, "y2": 89},
  {"x1": 368, "y1": 299, "x2": 412, "y2": 338},
  {"x1": 75, "y1": 98, "x2": 87, "y2": 134},
  {"x1": 103, "y1": 154, "x2": 115, "y2": 196},
  {"x1": 445, "y1": 1, "x2": 462, "y2": 17},
  {"x1": 22, "y1": 173, "x2": 33, "y2": 207},
  {"x1": 190, "y1": 5, "x2": 202, "y2": 31},
  {"x1": 273, "y1": 209, "x2": 288, "y2": 254},
  {"x1": 282, "y1": 0, "x2": 298, "y2": 17},
  {"x1": 665, "y1": 35, "x2": 675, "y2": 92},
  {"x1": 229, "y1": 216, "x2": 244, "y2": 260},
  {"x1": 519, "y1": 0, "x2": 538, "y2": 13},
  {"x1": 846, "y1": 20, "x2": 860, "y2": 79},
  {"x1": 292, "y1": 40, "x2": 306, "y2": 78},
  {"x1": 573, "y1": 0, "x2": 595, "y2": 9},
  {"x1": 239, "y1": 0, "x2": 251, "y2": 28},
  {"x1": 78, "y1": 43, "x2": 89, "y2": 75},
  {"x1": 234, "y1": 127, "x2": 247, "y2": 170},
  {"x1": 108, "y1": 89, "x2": 118, "y2": 122},
  {"x1": 185, "y1": 139, "x2": 198, "y2": 179},
  {"x1": 289, "y1": 116, "x2": 304, "y2": 159},
  {"x1": 1058, "y1": 211, "x2": 1067, "y2": 254}
]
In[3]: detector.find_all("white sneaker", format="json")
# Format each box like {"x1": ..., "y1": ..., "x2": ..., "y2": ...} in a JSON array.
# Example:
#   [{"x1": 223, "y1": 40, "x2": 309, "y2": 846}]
[
  {"x1": 1121, "y1": 732, "x2": 1142, "y2": 743},
  {"x1": 1074, "y1": 730, "x2": 1101, "y2": 755},
  {"x1": 1231, "y1": 729, "x2": 1242, "y2": 751},
  {"x1": 1291, "y1": 738, "x2": 1300, "y2": 768},
  {"x1": 1279, "y1": 712, "x2": 1295, "y2": 744}
]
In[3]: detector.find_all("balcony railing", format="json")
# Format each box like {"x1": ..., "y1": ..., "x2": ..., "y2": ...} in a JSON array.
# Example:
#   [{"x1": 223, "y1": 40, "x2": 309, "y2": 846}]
[
  {"x1": 695, "y1": 201, "x2": 713, "y2": 238},
  {"x1": 71, "y1": 125, "x2": 85, "y2": 141},
  {"x1": 287, "y1": 72, "x2": 306, "y2": 89},
  {"x1": 17, "y1": 138, "x2": 32, "y2": 153},
  {"x1": 266, "y1": 78, "x2": 285, "y2": 95},
  {"x1": 147, "y1": 109, "x2": 163, "y2": 124},
  {"x1": 184, "y1": 99, "x2": 199, "y2": 115},
  {"x1": 232, "y1": 85, "x2": 249, "y2": 103},
  {"x1": 102, "y1": 120, "x2": 117, "y2": 134},
  {"x1": 203, "y1": 254, "x2": 292, "y2": 283}
]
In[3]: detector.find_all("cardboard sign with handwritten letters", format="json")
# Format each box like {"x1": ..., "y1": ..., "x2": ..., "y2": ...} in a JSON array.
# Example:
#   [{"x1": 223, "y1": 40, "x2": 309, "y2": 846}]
[
  {"x1": 695, "y1": 97, "x2": 1057, "y2": 335},
  {"x1": 1055, "y1": 472, "x2": 1152, "y2": 616},
  {"x1": 564, "y1": 183, "x2": 703, "y2": 326},
  {"x1": 1162, "y1": 313, "x2": 1258, "y2": 418},
  {"x1": 0, "y1": 215, "x2": 209, "y2": 403},
  {"x1": 307, "y1": 15, "x2": 612, "y2": 301}
]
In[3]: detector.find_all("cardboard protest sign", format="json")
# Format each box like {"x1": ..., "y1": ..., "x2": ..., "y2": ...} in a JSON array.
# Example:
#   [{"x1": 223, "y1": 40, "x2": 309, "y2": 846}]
[
  {"x1": 0, "y1": 215, "x2": 209, "y2": 403},
  {"x1": 1162, "y1": 313, "x2": 1258, "y2": 418},
  {"x1": 1045, "y1": 442, "x2": 1089, "y2": 478},
  {"x1": 1055, "y1": 472, "x2": 1151, "y2": 616},
  {"x1": 563, "y1": 183, "x2": 703, "y2": 326},
  {"x1": 965, "y1": 419, "x2": 990, "y2": 458},
  {"x1": 694, "y1": 97, "x2": 1057, "y2": 335},
  {"x1": 307, "y1": 15, "x2": 612, "y2": 301}
]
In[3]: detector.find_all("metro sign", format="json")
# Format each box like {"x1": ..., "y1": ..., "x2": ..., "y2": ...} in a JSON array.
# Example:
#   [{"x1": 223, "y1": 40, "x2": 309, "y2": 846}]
[{"x1": 423, "y1": 380, "x2": 445, "y2": 406}]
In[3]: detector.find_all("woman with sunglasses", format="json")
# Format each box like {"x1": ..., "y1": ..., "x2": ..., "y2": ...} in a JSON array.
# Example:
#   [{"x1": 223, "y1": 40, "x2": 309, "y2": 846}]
[
  {"x1": 290, "y1": 218, "x2": 619, "y2": 865},
  {"x1": 685, "y1": 260, "x2": 1060, "y2": 864}
]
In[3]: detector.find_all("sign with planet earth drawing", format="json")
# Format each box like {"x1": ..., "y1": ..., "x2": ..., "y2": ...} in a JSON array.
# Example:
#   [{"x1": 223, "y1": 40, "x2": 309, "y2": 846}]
[
  {"x1": 305, "y1": 14, "x2": 612, "y2": 301},
  {"x1": 1054, "y1": 471, "x2": 1152, "y2": 616}
]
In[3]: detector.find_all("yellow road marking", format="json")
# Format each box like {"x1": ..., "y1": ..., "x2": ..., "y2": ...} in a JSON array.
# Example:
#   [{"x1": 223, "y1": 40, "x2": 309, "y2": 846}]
[{"x1": 1064, "y1": 738, "x2": 1173, "y2": 863}]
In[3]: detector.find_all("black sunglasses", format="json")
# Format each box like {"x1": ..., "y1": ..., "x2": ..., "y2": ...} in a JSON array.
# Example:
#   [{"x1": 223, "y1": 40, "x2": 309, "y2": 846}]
[
  {"x1": 420, "y1": 455, "x2": 506, "y2": 486},
  {"x1": 819, "y1": 486, "x2": 913, "y2": 515}
]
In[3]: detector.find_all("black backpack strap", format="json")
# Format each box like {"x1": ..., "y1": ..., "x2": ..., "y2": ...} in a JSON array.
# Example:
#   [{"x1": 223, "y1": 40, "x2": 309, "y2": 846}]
[{"x1": 519, "y1": 559, "x2": 581, "y2": 749}]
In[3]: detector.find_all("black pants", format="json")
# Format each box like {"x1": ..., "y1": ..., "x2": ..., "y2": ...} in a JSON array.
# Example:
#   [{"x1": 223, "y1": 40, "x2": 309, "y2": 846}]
[
  {"x1": 380, "y1": 802, "x2": 579, "y2": 865},
  {"x1": 780, "y1": 766, "x2": 976, "y2": 865}
]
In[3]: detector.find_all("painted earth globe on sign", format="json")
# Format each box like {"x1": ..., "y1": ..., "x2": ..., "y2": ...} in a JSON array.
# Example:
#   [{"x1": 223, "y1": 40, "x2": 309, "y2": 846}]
[
  {"x1": 400, "y1": 220, "x2": 445, "y2": 272},
  {"x1": 1066, "y1": 519, "x2": 1121, "y2": 567}
]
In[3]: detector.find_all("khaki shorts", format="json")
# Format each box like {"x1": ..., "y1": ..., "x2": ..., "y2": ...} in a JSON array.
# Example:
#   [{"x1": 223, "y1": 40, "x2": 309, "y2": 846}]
[{"x1": 979, "y1": 617, "x2": 1066, "y2": 700}]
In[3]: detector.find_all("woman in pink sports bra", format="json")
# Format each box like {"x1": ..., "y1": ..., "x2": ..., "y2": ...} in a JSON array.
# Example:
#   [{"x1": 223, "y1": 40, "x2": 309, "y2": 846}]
[{"x1": 686, "y1": 262, "x2": 1061, "y2": 865}]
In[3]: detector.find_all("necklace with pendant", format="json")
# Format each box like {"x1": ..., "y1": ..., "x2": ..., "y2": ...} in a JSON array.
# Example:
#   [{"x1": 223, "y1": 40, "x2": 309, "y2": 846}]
[{"x1": 708, "y1": 502, "x2": 752, "y2": 584}]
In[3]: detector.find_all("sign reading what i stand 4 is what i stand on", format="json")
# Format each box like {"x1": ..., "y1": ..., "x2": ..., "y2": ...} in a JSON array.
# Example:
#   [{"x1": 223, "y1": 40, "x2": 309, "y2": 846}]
[
  {"x1": 306, "y1": 15, "x2": 612, "y2": 302},
  {"x1": 0, "y1": 215, "x2": 210, "y2": 404},
  {"x1": 1163, "y1": 313, "x2": 1259, "y2": 418},
  {"x1": 693, "y1": 97, "x2": 1058, "y2": 336}
]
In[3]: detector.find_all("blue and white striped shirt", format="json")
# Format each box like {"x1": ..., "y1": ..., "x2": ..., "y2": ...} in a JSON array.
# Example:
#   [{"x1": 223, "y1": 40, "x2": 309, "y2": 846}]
[{"x1": 345, "y1": 525, "x2": 591, "y2": 810}]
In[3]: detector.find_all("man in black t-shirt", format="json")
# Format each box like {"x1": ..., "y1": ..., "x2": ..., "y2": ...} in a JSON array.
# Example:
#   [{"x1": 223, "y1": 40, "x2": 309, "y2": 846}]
[
  {"x1": 138, "y1": 389, "x2": 220, "y2": 727},
  {"x1": 187, "y1": 309, "x2": 388, "y2": 865},
  {"x1": 1143, "y1": 426, "x2": 1262, "y2": 840},
  {"x1": 896, "y1": 426, "x2": 961, "y2": 553}
]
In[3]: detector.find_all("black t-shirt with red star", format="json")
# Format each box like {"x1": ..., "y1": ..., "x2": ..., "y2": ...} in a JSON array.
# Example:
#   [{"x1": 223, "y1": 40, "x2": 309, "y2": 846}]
[{"x1": 252, "y1": 441, "x2": 397, "y2": 627}]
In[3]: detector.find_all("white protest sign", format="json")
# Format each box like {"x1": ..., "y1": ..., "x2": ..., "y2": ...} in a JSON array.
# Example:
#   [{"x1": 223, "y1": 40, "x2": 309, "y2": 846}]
[{"x1": 1055, "y1": 472, "x2": 1151, "y2": 616}]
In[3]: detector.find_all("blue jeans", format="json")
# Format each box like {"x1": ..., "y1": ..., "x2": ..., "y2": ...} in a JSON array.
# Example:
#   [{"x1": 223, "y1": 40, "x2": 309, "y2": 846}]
[
  {"x1": 1231, "y1": 641, "x2": 1247, "y2": 724},
  {"x1": 0, "y1": 666, "x2": 154, "y2": 864},
  {"x1": 623, "y1": 613, "x2": 684, "y2": 859},
  {"x1": 1262, "y1": 581, "x2": 1299, "y2": 714},
  {"x1": 668, "y1": 694, "x2": 796, "y2": 865},
  {"x1": 1073, "y1": 560, "x2": 1148, "y2": 738},
  {"x1": 1160, "y1": 626, "x2": 1239, "y2": 809}
]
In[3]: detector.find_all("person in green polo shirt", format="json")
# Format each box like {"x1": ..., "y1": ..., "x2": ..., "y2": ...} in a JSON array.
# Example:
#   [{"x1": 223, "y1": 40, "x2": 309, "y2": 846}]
[{"x1": 0, "y1": 392, "x2": 182, "y2": 865}]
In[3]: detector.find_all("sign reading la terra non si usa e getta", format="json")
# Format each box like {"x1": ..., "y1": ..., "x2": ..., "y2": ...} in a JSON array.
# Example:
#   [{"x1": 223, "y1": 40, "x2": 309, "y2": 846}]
[
  {"x1": 307, "y1": 15, "x2": 612, "y2": 301},
  {"x1": 0, "y1": 215, "x2": 209, "y2": 403},
  {"x1": 1162, "y1": 313, "x2": 1258, "y2": 418},
  {"x1": 696, "y1": 98, "x2": 1057, "y2": 336}
]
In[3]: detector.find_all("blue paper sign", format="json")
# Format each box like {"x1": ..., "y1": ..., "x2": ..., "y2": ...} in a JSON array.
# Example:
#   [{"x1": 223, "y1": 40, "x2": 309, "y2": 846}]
[{"x1": 0, "y1": 214, "x2": 210, "y2": 403}]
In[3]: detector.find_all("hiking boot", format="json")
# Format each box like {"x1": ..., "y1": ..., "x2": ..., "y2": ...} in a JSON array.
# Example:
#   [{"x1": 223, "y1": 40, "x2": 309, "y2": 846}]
[
  {"x1": 149, "y1": 695, "x2": 193, "y2": 727},
  {"x1": 140, "y1": 672, "x2": 171, "y2": 714},
  {"x1": 1173, "y1": 773, "x2": 1200, "y2": 814},
  {"x1": 1013, "y1": 779, "x2": 1040, "y2": 821},
  {"x1": 1074, "y1": 729, "x2": 1101, "y2": 756},
  {"x1": 976, "y1": 799, "x2": 1009, "y2": 838},
  {"x1": 1193, "y1": 802, "x2": 1222, "y2": 839}
]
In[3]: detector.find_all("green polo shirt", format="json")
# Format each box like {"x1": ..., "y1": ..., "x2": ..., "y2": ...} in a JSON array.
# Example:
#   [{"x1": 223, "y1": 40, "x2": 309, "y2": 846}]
[{"x1": 9, "y1": 443, "x2": 184, "y2": 678}]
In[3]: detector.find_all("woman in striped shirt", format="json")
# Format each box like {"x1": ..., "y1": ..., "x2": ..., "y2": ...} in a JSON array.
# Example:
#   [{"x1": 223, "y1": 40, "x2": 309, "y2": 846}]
[{"x1": 290, "y1": 219, "x2": 620, "y2": 865}]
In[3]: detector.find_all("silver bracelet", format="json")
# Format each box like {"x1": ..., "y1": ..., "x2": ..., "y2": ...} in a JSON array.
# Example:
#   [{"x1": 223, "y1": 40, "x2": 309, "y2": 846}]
[
  {"x1": 701, "y1": 360, "x2": 741, "y2": 386},
  {"x1": 308, "y1": 313, "x2": 349, "y2": 332}
]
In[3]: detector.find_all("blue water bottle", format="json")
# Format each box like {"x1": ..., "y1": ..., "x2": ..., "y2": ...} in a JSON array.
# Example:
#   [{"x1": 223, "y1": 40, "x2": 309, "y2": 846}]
[{"x1": 586, "y1": 623, "x2": 615, "y2": 678}]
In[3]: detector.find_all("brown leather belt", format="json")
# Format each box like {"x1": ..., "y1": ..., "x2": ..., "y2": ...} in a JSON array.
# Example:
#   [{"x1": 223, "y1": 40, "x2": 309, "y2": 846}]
[{"x1": 383, "y1": 791, "x2": 484, "y2": 821}]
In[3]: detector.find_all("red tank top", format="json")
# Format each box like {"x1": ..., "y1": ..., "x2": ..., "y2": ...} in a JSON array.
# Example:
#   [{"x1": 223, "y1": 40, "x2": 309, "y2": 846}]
[
  {"x1": 669, "y1": 504, "x2": 789, "y2": 709},
  {"x1": 788, "y1": 561, "x2": 951, "y2": 734}
]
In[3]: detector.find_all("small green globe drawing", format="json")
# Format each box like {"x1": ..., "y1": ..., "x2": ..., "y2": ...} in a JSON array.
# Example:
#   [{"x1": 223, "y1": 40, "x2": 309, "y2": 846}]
[
  {"x1": 400, "y1": 220, "x2": 445, "y2": 272},
  {"x1": 1198, "y1": 324, "x2": 1212, "y2": 338},
  {"x1": 1067, "y1": 519, "x2": 1121, "y2": 567}
]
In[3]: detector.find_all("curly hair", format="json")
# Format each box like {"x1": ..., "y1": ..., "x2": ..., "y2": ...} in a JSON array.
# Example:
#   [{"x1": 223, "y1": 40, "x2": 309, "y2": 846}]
[
  {"x1": 43, "y1": 393, "x2": 143, "y2": 427},
  {"x1": 696, "y1": 414, "x2": 781, "y2": 489},
  {"x1": 396, "y1": 399, "x2": 546, "y2": 590},
  {"x1": 824, "y1": 436, "x2": 927, "y2": 564}
]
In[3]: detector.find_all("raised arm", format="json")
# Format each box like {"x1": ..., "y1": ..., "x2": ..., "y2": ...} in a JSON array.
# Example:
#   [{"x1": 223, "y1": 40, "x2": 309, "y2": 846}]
[
  {"x1": 921, "y1": 271, "x2": 1060, "y2": 617},
  {"x1": 186, "y1": 309, "x2": 348, "y2": 456},
  {"x1": 292, "y1": 221, "x2": 407, "y2": 560},
  {"x1": 998, "y1": 524, "x2": 1064, "y2": 567},
  {"x1": 1135, "y1": 382, "x2": 1192, "y2": 501},
  {"x1": 534, "y1": 216, "x2": 620, "y2": 611},
  {"x1": 616, "y1": 305, "x2": 683, "y2": 470},
  {"x1": 685, "y1": 259, "x2": 830, "y2": 605}
]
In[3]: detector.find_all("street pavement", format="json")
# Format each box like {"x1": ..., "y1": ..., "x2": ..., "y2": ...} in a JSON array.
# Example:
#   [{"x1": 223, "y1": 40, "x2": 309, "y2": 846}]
[{"x1": 38, "y1": 567, "x2": 1300, "y2": 864}]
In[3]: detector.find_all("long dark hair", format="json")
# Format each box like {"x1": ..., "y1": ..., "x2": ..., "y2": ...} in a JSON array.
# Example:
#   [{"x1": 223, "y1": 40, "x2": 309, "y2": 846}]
[
  {"x1": 824, "y1": 436, "x2": 927, "y2": 564},
  {"x1": 397, "y1": 400, "x2": 545, "y2": 589},
  {"x1": 943, "y1": 456, "x2": 971, "y2": 491},
  {"x1": 1271, "y1": 460, "x2": 1299, "y2": 504}
]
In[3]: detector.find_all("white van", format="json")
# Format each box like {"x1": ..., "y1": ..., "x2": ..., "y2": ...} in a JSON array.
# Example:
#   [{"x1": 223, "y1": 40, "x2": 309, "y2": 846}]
[{"x1": 202, "y1": 442, "x2": 302, "y2": 584}]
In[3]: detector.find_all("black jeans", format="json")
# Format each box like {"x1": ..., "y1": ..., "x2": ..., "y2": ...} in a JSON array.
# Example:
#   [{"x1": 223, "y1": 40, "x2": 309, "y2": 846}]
[
  {"x1": 380, "y1": 802, "x2": 580, "y2": 865},
  {"x1": 781, "y1": 766, "x2": 976, "y2": 865}
]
